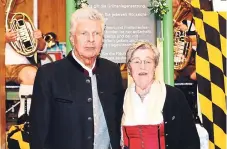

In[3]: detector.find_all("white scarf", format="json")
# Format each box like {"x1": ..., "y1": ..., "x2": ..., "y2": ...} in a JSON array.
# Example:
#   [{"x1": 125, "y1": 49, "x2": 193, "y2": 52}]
[{"x1": 121, "y1": 80, "x2": 167, "y2": 126}]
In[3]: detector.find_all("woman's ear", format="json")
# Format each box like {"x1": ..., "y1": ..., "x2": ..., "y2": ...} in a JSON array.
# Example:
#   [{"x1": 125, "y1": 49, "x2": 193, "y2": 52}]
[{"x1": 127, "y1": 65, "x2": 132, "y2": 76}]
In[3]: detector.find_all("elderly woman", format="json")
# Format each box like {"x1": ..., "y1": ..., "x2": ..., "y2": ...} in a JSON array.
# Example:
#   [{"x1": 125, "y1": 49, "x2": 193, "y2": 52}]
[{"x1": 121, "y1": 41, "x2": 200, "y2": 149}]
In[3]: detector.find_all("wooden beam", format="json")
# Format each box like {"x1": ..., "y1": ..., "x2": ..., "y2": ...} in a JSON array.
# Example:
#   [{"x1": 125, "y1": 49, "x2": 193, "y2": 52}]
[{"x1": 0, "y1": 0, "x2": 6, "y2": 148}]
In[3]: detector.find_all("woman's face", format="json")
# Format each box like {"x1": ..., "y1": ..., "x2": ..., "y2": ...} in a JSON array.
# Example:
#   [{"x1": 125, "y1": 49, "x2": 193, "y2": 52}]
[{"x1": 129, "y1": 48, "x2": 156, "y2": 90}]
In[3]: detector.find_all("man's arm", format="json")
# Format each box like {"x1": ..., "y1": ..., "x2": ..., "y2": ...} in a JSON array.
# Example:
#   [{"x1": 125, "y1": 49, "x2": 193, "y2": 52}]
[
  {"x1": 5, "y1": 30, "x2": 17, "y2": 43},
  {"x1": 29, "y1": 66, "x2": 51, "y2": 149},
  {"x1": 33, "y1": 29, "x2": 47, "y2": 51},
  {"x1": 5, "y1": 29, "x2": 47, "y2": 51}
]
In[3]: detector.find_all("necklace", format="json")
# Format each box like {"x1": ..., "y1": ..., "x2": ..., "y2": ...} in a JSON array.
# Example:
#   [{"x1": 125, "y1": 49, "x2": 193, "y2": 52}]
[
  {"x1": 136, "y1": 80, "x2": 154, "y2": 101},
  {"x1": 137, "y1": 86, "x2": 151, "y2": 101}
]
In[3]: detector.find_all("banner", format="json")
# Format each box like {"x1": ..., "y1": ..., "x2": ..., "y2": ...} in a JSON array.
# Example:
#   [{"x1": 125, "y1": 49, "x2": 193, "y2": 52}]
[
  {"x1": 88, "y1": 0, "x2": 156, "y2": 63},
  {"x1": 192, "y1": 7, "x2": 227, "y2": 149}
]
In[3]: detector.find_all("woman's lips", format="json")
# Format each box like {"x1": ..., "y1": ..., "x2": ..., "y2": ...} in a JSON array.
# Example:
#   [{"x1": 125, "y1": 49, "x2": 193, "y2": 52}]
[{"x1": 138, "y1": 72, "x2": 148, "y2": 76}]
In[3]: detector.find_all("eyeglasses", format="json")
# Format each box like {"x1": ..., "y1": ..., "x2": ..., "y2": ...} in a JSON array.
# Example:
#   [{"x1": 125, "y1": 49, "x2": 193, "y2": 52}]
[{"x1": 130, "y1": 59, "x2": 154, "y2": 67}]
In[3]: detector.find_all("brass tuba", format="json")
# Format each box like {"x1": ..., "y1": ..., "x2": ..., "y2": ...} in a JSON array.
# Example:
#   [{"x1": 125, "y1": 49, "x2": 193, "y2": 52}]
[
  {"x1": 173, "y1": 0, "x2": 192, "y2": 70},
  {"x1": 5, "y1": 0, "x2": 38, "y2": 56}
]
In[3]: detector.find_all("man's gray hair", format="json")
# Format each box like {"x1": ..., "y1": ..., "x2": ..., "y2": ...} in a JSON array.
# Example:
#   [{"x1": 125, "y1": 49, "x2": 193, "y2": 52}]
[
  {"x1": 126, "y1": 41, "x2": 160, "y2": 68},
  {"x1": 70, "y1": 7, "x2": 105, "y2": 37}
]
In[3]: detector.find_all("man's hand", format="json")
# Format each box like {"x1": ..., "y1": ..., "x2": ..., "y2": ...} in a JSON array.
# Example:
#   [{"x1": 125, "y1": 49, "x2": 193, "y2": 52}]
[
  {"x1": 33, "y1": 29, "x2": 46, "y2": 51},
  {"x1": 175, "y1": 22, "x2": 188, "y2": 32},
  {"x1": 5, "y1": 30, "x2": 17, "y2": 43},
  {"x1": 33, "y1": 29, "x2": 43, "y2": 39}
]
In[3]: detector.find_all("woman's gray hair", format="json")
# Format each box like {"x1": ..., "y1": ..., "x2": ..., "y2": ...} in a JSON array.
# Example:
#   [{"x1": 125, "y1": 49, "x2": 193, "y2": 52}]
[
  {"x1": 69, "y1": 7, "x2": 105, "y2": 39},
  {"x1": 126, "y1": 41, "x2": 160, "y2": 68}
]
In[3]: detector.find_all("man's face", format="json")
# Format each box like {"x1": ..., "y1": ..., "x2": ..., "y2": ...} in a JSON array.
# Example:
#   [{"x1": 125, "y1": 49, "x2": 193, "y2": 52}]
[
  {"x1": 173, "y1": 0, "x2": 180, "y2": 7},
  {"x1": 72, "y1": 19, "x2": 103, "y2": 59},
  {"x1": 172, "y1": 0, "x2": 192, "y2": 16},
  {"x1": 172, "y1": 0, "x2": 180, "y2": 15}
]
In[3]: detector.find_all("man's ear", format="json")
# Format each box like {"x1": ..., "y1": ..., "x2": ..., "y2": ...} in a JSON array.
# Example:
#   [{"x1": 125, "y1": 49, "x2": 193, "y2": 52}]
[
  {"x1": 100, "y1": 36, "x2": 104, "y2": 49},
  {"x1": 70, "y1": 36, "x2": 74, "y2": 46}
]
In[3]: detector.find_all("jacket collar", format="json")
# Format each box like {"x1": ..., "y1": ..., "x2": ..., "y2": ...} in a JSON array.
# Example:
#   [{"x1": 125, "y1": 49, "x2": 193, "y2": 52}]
[{"x1": 67, "y1": 51, "x2": 99, "y2": 76}]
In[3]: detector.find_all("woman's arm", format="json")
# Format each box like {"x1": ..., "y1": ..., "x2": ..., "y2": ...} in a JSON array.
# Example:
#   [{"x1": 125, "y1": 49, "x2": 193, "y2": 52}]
[{"x1": 178, "y1": 91, "x2": 200, "y2": 149}]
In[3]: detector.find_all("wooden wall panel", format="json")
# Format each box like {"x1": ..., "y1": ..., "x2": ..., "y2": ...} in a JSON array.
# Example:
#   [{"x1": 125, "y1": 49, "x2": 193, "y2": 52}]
[
  {"x1": 38, "y1": 0, "x2": 66, "y2": 42},
  {"x1": 0, "y1": 1, "x2": 6, "y2": 148},
  {"x1": 13, "y1": 0, "x2": 33, "y2": 19}
]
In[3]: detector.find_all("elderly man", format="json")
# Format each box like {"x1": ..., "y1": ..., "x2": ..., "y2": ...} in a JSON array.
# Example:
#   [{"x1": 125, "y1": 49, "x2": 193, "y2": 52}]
[{"x1": 29, "y1": 6, "x2": 124, "y2": 149}]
